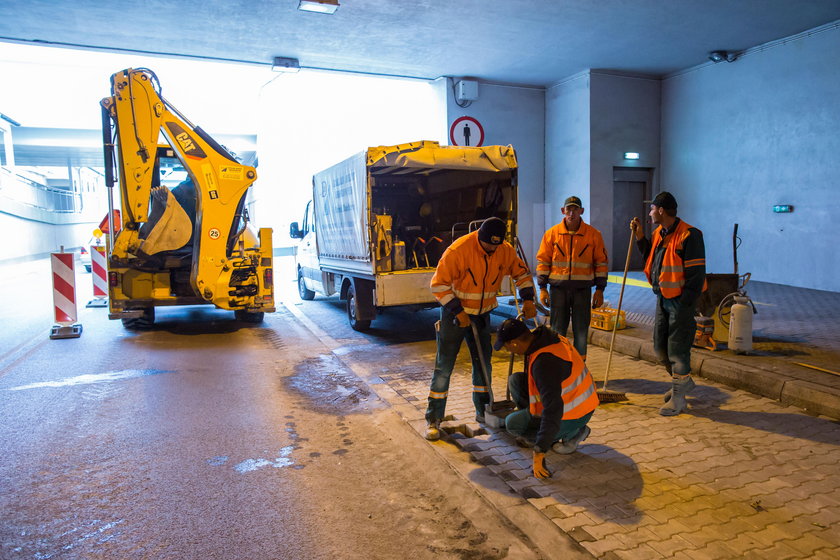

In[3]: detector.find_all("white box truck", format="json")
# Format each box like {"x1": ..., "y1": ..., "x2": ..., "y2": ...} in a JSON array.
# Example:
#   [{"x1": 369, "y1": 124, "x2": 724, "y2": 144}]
[{"x1": 289, "y1": 140, "x2": 521, "y2": 330}]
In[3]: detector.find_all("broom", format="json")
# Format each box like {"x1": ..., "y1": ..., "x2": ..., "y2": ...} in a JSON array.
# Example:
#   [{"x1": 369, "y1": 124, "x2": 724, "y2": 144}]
[{"x1": 598, "y1": 226, "x2": 634, "y2": 403}]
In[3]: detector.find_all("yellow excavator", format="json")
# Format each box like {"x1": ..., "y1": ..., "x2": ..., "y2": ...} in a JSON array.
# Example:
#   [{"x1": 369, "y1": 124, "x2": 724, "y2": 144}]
[{"x1": 100, "y1": 68, "x2": 274, "y2": 328}]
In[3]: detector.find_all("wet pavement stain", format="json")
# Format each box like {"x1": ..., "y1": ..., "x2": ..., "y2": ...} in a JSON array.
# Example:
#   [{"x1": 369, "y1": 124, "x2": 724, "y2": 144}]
[
  {"x1": 284, "y1": 355, "x2": 383, "y2": 415},
  {"x1": 7, "y1": 369, "x2": 175, "y2": 391},
  {"x1": 232, "y1": 446, "x2": 295, "y2": 473}
]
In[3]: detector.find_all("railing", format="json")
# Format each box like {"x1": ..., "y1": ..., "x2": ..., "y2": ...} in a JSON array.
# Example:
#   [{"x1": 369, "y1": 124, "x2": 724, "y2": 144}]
[{"x1": 0, "y1": 167, "x2": 83, "y2": 213}]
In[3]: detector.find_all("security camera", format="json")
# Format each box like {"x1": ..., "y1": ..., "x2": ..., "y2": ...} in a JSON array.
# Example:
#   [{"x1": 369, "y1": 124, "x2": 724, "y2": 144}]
[{"x1": 709, "y1": 50, "x2": 737, "y2": 63}]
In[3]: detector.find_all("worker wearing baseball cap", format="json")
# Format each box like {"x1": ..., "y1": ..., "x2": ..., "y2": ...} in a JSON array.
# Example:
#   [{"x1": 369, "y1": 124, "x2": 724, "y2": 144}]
[
  {"x1": 535, "y1": 195, "x2": 609, "y2": 360},
  {"x1": 425, "y1": 217, "x2": 536, "y2": 441},
  {"x1": 494, "y1": 318, "x2": 598, "y2": 479},
  {"x1": 630, "y1": 191, "x2": 707, "y2": 416}
]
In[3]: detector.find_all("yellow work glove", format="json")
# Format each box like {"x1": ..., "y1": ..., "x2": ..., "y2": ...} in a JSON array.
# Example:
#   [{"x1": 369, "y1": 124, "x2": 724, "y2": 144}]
[
  {"x1": 455, "y1": 311, "x2": 471, "y2": 328},
  {"x1": 533, "y1": 451, "x2": 551, "y2": 479},
  {"x1": 539, "y1": 289, "x2": 550, "y2": 308},
  {"x1": 522, "y1": 299, "x2": 537, "y2": 319}
]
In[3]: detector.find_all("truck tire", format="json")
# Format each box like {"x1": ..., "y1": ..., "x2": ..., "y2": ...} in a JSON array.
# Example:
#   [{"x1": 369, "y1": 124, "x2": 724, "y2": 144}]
[
  {"x1": 122, "y1": 307, "x2": 155, "y2": 330},
  {"x1": 298, "y1": 270, "x2": 315, "y2": 301},
  {"x1": 346, "y1": 285, "x2": 371, "y2": 332},
  {"x1": 235, "y1": 309, "x2": 265, "y2": 323}
]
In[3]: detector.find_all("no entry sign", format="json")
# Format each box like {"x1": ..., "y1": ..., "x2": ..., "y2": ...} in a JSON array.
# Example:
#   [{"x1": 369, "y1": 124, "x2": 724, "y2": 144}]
[{"x1": 449, "y1": 116, "x2": 484, "y2": 147}]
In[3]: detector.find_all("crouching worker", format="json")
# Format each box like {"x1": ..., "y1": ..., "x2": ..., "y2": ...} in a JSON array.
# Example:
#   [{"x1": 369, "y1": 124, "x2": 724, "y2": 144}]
[{"x1": 494, "y1": 318, "x2": 598, "y2": 479}]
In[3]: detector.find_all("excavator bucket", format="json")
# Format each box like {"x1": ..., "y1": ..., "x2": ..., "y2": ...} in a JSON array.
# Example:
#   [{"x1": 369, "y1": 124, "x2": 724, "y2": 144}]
[{"x1": 139, "y1": 188, "x2": 192, "y2": 255}]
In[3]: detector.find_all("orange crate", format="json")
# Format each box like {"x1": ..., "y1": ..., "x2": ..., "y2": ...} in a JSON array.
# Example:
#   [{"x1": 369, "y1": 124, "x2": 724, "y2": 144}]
[{"x1": 590, "y1": 307, "x2": 626, "y2": 331}]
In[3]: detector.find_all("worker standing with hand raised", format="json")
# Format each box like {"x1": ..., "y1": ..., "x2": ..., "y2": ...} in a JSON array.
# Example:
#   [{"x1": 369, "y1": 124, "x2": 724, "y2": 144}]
[
  {"x1": 425, "y1": 218, "x2": 536, "y2": 441},
  {"x1": 631, "y1": 191, "x2": 706, "y2": 416},
  {"x1": 536, "y1": 196, "x2": 608, "y2": 360}
]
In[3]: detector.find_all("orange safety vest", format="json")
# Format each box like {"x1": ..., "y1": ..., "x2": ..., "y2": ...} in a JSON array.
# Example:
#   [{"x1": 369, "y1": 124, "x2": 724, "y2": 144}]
[
  {"x1": 535, "y1": 221, "x2": 608, "y2": 284},
  {"x1": 527, "y1": 337, "x2": 599, "y2": 419},
  {"x1": 644, "y1": 219, "x2": 707, "y2": 299},
  {"x1": 431, "y1": 231, "x2": 533, "y2": 315}
]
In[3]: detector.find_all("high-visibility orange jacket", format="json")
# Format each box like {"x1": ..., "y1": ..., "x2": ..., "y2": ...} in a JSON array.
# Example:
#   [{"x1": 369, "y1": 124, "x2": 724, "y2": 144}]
[
  {"x1": 431, "y1": 231, "x2": 534, "y2": 316},
  {"x1": 643, "y1": 218, "x2": 707, "y2": 300},
  {"x1": 536, "y1": 220, "x2": 608, "y2": 290},
  {"x1": 525, "y1": 327, "x2": 598, "y2": 452}
]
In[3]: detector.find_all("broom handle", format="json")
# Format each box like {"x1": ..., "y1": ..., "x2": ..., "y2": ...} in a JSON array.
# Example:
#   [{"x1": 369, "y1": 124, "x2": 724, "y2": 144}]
[{"x1": 604, "y1": 226, "x2": 635, "y2": 390}]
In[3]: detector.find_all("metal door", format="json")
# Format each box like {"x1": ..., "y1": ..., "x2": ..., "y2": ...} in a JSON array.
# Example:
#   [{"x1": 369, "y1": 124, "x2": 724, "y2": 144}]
[{"x1": 612, "y1": 168, "x2": 650, "y2": 271}]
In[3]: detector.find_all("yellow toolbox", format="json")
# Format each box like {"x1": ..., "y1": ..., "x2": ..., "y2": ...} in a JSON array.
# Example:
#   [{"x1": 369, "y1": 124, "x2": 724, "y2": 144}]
[{"x1": 590, "y1": 307, "x2": 626, "y2": 331}]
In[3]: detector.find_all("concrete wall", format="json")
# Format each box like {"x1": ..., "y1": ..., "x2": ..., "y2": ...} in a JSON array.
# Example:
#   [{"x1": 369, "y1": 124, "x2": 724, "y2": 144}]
[
  {"x1": 589, "y1": 72, "x2": 661, "y2": 269},
  {"x1": 661, "y1": 24, "x2": 840, "y2": 291},
  {"x1": 545, "y1": 72, "x2": 590, "y2": 237},
  {"x1": 0, "y1": 211, "x2": 95, "y2": 262},
  {"x1": 446, "y1": 80, "x2": 545, "y2": 265}
]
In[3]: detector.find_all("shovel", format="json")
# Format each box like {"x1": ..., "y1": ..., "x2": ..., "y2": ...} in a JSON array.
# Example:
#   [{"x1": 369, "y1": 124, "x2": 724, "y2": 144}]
[{"x1": 469, "y1": 318, "x2": 517, "y2": 428}]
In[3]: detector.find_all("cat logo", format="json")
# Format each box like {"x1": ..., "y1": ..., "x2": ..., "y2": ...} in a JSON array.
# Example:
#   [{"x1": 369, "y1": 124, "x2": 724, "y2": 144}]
[
  {"x1": 166, "y1": 122, "x2": 207, "y2": 159},
  {"x1": 176, "y1": 132, "x2": 195, "y2": 152}
]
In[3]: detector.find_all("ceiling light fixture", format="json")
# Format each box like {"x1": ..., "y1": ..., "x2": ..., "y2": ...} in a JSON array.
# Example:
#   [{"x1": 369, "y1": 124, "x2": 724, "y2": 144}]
[
  {"x1": 298, "y1": 0, "x2": 339, "y2": 14},
  {"x1": 272, "y1": 56, "x2": 300, "y2": 72}
]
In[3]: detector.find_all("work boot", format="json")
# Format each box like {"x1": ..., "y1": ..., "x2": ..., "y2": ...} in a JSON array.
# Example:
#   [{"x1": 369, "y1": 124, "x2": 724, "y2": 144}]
[
  {"x1": 425, "y1": 421, "x2": 441, "y2": 441},
  {"x1": 662, "y1": 374, "x2": 696, "y2": 402},
  {"x1": 660, "y1": 375, "x2": 695, "y2": 416},
  {"x1": 551, "y1": 425, "x2": 591, "y2": 454},
  {"x1": 475, "y1": 413, "x2": 486, "y2": 424}
]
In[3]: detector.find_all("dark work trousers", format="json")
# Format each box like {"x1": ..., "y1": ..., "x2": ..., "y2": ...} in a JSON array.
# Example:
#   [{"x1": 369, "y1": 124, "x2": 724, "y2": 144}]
[
  {"x1": 549, "y1": 286, "x2": 592, "y2": 358},
  {"x1": 425, "y1": 307, "x2": 492, "y2": 423},
  {"x1": 653, "y1": 295, "x2": 697, "y2": 376},
  {"x1": 504, "y1": 371, "x2": 593, "y2": 443}
]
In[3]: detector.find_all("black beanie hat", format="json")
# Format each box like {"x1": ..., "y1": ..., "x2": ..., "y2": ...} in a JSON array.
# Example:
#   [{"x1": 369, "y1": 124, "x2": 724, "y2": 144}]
[{"x1": 478, "y1": 217, "x2": 506, "y2": 245}]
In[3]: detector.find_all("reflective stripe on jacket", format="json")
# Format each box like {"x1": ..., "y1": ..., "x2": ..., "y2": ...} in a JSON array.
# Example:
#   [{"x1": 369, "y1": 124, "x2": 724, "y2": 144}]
[
  {"x1": 644, "y1": 219, "x2": 707, "y2": 299},
  {"x1": 535, "y1": 221, "x2": 608, "y2": 288},
  {"x1": 430, "y1": 231, "x2": 534, "y2": 315},
  {"x1": 527, "y1": 337, "x2": 599, "y2": 420}
]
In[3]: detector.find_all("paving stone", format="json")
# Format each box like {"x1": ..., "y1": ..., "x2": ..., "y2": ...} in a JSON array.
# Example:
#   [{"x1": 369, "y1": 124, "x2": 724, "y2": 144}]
[
  {"x1": 646, "y1": 534, "x2": 695, "y2": 557},
  {"x1": 779, "y1": 531, "x2": 836, "y2": 556},
  {"x1": 613, "y1": 543, "x2": 667, "y2": 560},
  {"x1": 580, "y1": 534, "x2": 630, "y2": 558},
  {"x1": 552, "y1": 511, "x2": 600, "y2": 532}
]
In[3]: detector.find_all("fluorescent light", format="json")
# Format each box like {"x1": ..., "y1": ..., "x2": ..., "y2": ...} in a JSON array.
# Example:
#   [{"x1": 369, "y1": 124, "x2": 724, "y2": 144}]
[
  {"x1": 272, "y1": 57, "x2": 300, "y2": 72},
  {"x1": 298, "y1": 0, "x2": 339, "y2": 14},
  {"x1": 624, "y1": 152, "x2": 640, "y2": 160}
]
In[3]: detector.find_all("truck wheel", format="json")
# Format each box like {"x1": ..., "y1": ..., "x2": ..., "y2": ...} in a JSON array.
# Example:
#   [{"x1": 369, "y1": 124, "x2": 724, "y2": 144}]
[
  {"x1": 235, "y1": 309, "x2": 265, "y2": 323},
  {"x1": 346, "y1": 285, "x2": 371, "y2": 331},
  {"x1": 298, "y1": 270, "x2": 315, "y2": 300},
  {"x1": 122, "y1": 307, "x2": 155, "y2": 330}
]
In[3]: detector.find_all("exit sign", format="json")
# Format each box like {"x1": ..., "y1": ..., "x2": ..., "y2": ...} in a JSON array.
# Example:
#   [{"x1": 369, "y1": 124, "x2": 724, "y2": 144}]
[{"x1": 773, "y1": 205, "x2": 794, "y2": 213}]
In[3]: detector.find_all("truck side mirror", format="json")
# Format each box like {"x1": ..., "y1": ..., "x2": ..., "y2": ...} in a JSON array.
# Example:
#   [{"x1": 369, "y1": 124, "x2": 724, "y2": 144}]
[{"x1": 289, "y1": 221, "x2": 303, "y2": 239}]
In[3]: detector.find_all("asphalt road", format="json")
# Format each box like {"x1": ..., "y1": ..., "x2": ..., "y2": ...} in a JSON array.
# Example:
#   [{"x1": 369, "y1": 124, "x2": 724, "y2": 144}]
[{"x1": 0, "y1": 256, "x2": 543, "y2": 560}]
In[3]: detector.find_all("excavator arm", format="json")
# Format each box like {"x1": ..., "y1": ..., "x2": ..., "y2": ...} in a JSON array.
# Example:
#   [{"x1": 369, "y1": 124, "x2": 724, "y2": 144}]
[{"x1": 101, "y1": 68, "x2": 274, "y2": 315}]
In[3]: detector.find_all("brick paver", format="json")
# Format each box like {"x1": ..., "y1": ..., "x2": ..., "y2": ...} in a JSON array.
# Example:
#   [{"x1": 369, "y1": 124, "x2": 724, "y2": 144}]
[{"x1": 338, "y1": 324, "x2": 840, "y2": 559}]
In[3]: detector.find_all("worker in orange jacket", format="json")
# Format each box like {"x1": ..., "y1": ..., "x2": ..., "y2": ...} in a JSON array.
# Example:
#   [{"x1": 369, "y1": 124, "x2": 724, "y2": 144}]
[
  {"x1": 535, "y1": 196, "x2": 608, "y2": 360},
  {"x1": 425, "y1": 218, "x2": 536, "y2": 441},
  {"x1": 494, "y1": 318, "x2": 598, "y2": 479},
  {"x1": 631, "y1": 191, "x2": 706, "y2": 416}
]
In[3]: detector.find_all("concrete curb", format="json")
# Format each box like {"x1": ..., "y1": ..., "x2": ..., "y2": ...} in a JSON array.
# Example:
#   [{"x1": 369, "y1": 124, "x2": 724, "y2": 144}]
[{"x1": 588, "y1": 327, "x2": 840, "y2": 421}]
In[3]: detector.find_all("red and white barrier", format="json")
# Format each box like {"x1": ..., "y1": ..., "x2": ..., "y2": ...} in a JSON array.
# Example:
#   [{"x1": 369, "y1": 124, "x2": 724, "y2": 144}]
[
  {"x1": 91, "y1": 245, "x2": 107, "y2": 298},
  {"x1": 50, "y1": 251, "x2": 82, "y2": 339},
  {"x1": 85, "y1": 244, "x2": 109, "y2": 309}
]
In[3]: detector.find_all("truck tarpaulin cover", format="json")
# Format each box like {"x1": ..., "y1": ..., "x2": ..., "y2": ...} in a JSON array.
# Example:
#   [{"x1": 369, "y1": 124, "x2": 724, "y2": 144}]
[
  {"x1": 312, "y1": 141, "x2": 518, "y2": 262},
  {"x1": 313, "y1": 152, "x2": 369, "y2": 261},
  {"x1": 366, "y1": 141, "x2": 517, "y2": 173}
]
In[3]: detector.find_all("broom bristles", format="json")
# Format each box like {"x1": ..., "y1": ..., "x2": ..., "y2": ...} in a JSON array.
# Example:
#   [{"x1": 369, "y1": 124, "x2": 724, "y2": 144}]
[{"x1": 597, "y1": 390, "x2": 628, "y2": 403}]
